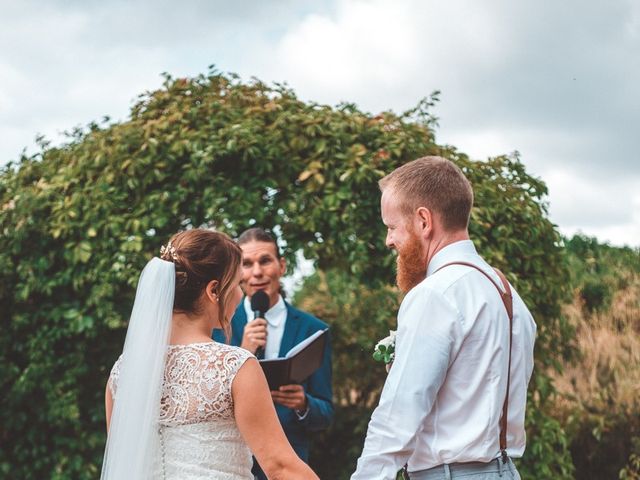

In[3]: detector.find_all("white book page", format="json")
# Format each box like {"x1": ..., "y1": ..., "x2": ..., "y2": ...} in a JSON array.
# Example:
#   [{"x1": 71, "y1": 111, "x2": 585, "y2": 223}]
[{"x1": 284, "y1": 329, "x2": 326, "y2": 358}]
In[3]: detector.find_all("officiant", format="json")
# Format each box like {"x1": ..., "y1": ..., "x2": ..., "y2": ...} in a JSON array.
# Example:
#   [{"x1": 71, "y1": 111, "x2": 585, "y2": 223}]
[{"x1": 213, "y1": 227, "x2": 334, "y2": 480}]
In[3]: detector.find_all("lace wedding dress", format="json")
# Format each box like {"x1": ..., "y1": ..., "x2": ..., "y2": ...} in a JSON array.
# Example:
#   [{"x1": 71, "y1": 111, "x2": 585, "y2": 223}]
[{"x1": 109, "y1": 342, "x2": 254, "y2": 479}]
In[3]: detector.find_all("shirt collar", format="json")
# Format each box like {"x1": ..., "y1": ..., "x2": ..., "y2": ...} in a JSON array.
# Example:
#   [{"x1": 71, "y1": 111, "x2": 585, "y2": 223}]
[
  {"x1": 426, "y1": 240, "x2": 478, "y2": 277},
  {"x1": 243, "y1": 294, "x2": 286, "y2": 328}
]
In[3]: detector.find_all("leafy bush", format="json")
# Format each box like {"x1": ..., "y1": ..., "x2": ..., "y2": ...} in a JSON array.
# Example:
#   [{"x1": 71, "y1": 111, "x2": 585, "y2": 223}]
[
  {"x1": 565, "y1": 234, "x2": 640, "y2": 313},
  {"x1": 580, "y1": 278, "x2": 612, "y2": 313}
]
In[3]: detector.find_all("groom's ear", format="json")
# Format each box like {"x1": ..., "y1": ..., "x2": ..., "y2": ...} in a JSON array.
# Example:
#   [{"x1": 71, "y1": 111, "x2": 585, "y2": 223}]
[{"x1": 415, "y1": 207, "x2": 433, "y2": 237}]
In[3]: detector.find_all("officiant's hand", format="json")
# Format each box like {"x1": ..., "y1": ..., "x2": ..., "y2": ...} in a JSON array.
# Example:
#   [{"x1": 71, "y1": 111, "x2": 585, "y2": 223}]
[
  {"x1": 241, "y1": 318, "x2": 268, "y2": 355},
  {"x1": 271, "y1": 384, "x2": 308, "y2": 411}
]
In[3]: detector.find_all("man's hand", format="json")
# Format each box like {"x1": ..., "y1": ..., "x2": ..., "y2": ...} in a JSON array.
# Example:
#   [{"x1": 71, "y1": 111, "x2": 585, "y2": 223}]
[
  {"x1": 240, "y1": 318, "x2": 267, "y2": 355},
  {"x1": 271, "y1": 384, "x2": 308, "y2": 411}
]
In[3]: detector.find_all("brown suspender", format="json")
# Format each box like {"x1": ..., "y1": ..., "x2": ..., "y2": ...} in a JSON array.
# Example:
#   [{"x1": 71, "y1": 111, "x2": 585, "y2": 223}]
[{"x1": 436, "y1": 262, "x2": 514, "y2": 464}]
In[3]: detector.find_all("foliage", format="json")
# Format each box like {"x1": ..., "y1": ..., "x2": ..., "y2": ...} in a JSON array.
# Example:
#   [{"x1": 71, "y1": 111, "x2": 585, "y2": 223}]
[
  {"x1": 1, "y1": 69, "x2": 574, "y2": 478},
  {"x1": 567, "y1": 411, "x2": 640, "y2": 480},
  {"x1": 552, "y1": 235, "x2": 640, "y2": 479},
  {"x1": 565, "y1": 234, "x2": 640, "y2": 313},
  {"x1": 620, "y1": 437, "x2": 640, "y2": 480}
]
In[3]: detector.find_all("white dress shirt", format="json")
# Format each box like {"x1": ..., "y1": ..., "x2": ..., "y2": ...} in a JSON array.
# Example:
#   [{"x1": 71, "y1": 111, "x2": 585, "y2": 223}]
[
  {"x1": 243, "y1": 295, "x2": 287, "y2": 359},
  {"x1": 352, "y1": 240, "x2": 537, "y2": 479}
]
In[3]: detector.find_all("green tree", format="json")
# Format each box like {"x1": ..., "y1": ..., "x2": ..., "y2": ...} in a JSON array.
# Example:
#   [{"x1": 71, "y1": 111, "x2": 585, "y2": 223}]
[{"x1": 1, "y1": 69, "x2": 574, "y2": 478}]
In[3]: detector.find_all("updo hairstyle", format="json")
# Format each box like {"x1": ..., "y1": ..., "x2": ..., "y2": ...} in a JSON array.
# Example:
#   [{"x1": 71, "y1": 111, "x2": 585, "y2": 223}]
[{"x1": 160, "y1": 229, "x2": 242, "y2": 336}]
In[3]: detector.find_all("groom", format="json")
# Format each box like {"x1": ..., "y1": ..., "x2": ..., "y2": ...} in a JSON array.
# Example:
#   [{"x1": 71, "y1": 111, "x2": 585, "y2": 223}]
[{"x1": 351, "y1": 157, "x2": 536, "y2": 479}]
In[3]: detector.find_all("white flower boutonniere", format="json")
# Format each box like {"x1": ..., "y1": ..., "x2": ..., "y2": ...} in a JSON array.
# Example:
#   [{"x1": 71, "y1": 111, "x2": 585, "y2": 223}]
[{"x1": 373, "y1": 330, "x2": 396, "y2": 365}]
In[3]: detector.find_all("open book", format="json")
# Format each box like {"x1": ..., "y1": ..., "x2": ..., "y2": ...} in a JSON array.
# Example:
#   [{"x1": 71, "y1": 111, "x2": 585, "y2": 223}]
[{"x1": 259, "y1": 329, "x2": 328, "y2": 390}]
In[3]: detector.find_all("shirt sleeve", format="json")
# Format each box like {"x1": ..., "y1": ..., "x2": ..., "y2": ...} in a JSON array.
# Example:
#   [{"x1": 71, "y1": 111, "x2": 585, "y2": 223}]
[
  {"x1": 295, "y1": 407, "x2": 310, "y2": 420},
  {"x1": 351, "y1": 287, "x2": 464, "y2": 479}
]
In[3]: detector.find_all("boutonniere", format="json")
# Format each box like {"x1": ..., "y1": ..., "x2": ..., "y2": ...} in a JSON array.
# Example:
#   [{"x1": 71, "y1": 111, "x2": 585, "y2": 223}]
[{"x1": 373, "y1": 330, "x2": 396, "y2": 365}]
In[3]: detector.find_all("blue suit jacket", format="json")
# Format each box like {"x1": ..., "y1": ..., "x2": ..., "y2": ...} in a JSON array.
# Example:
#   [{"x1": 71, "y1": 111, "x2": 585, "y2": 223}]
[{"x1": 213, "y1": 300, "x2": 334, "y2": 465}]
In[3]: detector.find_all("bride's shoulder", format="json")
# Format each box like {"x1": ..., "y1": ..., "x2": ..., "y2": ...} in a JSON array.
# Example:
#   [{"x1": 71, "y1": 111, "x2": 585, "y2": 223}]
[
  {"x1": 211, "y1": 342, "x2": 255, "y2": 360},
  {"x1": 205, "y1": 343, "x2": 255, "y2": 374}
]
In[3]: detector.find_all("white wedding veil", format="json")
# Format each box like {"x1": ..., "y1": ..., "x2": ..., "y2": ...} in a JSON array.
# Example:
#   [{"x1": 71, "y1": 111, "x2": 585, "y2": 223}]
[{"x1": 101, "y1": 257, "x2": 175, "y2": 480}]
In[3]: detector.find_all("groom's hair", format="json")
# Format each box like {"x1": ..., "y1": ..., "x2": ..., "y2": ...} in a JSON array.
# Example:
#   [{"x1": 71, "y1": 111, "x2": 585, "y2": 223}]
[{"x1": 379, "y1": 156, "x2": 473, "y2": 231}]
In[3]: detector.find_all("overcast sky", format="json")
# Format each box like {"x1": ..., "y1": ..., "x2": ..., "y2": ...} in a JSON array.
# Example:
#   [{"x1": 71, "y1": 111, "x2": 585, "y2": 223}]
[{"x1": 1, "y1": 0, "x2": 638, "y2": 247}]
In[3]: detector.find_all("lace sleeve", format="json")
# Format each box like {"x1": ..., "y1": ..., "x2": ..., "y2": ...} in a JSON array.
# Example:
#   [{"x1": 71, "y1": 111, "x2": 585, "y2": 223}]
[
  {"x1": 216, "y1": 346, "x2": 255, "y2": 407},
  {"x1": 107, "y1": 355, "x2": 123, "y2": 398},
  {"x1": 226, "y1": 347, "x2": 254, "y2": 380}
]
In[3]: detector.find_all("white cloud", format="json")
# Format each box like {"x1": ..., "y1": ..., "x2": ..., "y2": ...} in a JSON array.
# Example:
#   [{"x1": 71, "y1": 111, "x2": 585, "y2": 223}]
[
  {"x1": 275, "y1": 9, "x2": 412, "y2": 100},
  {"x1": 544, "y1": 168, "x2": 638, "y2": 224},
  {"x1": 438, "y1": 129, "x2": 516, "y2": 163},
  {"x1": 0, "y1": 0, "x2": 638, "y2": 247},
  {"x1": 269, "y1": 0, "x2": 513, "y2": 111}
]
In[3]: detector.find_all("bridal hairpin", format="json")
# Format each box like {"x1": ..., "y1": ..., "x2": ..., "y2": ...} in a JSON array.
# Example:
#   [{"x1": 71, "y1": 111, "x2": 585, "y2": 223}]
[{"x1": 160, "y1": 241, "x2": 178, "y2": 261}]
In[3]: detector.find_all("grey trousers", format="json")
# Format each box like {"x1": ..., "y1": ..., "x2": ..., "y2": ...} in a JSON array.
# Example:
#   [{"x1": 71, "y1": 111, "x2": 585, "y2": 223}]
[{"x1": 409, "y1": 458, "x2": 521, "y2": 480}]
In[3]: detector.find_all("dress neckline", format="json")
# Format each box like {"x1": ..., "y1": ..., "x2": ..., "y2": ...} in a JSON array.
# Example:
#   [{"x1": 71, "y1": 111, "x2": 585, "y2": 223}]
[{"x1": 167, "y1": 341, "x2": 217, "y2": 348}]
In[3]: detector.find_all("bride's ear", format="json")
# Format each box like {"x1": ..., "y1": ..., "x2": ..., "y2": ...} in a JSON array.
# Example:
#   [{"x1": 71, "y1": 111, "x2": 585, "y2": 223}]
[{"x1": 204, "y1": 279, "x2": 220, "y2": 304}]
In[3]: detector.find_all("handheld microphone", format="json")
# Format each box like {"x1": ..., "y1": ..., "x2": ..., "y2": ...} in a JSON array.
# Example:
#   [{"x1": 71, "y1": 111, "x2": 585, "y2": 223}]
[{"x1": 250, "y1": 290, "x2": 270, "y2": 358}]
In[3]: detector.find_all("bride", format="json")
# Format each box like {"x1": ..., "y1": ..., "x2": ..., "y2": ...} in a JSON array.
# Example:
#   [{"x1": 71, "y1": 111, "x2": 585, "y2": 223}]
[{"x1": 101, "y1": 229, "x2": 318, "y2": 480}]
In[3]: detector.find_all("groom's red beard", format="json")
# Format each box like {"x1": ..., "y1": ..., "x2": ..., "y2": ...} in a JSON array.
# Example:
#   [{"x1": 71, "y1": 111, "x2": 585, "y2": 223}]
[{"x1": 396, "y1": 231, "x2": 427, "y2": 293}]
